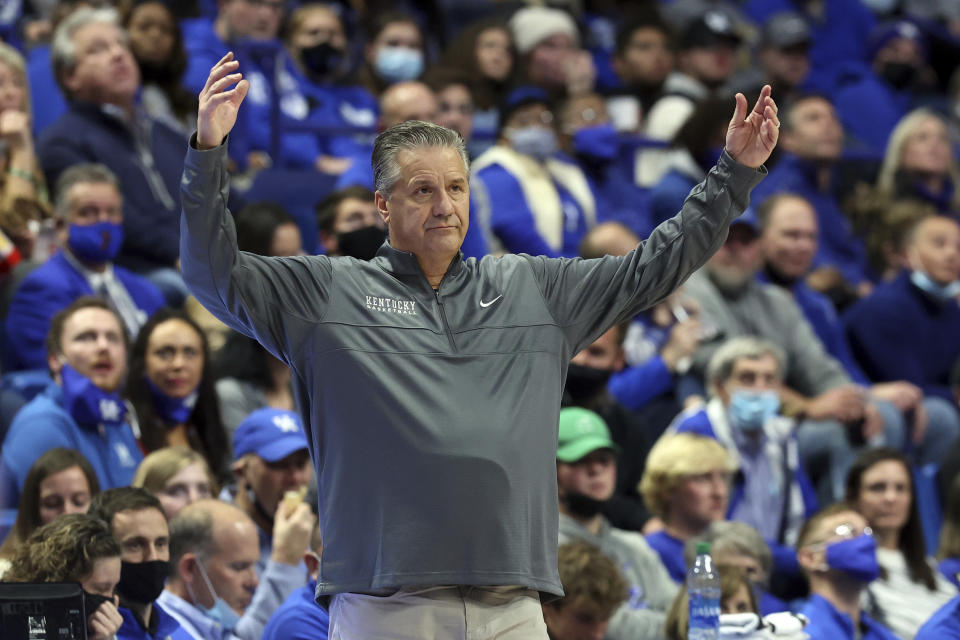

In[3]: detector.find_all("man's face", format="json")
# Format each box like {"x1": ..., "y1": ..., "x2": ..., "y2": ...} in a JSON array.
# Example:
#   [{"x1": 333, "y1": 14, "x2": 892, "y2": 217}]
[
  {"x1": 65, "y1": 181, "x2": 123, "y2": 228},
  {"x1": 707, "y1": 224, "x2": 761, "y2": 294},
  {"x1": 615, "y1": 27, "x2": 672, "y2": 87},
  {"x1": 557, "y1": 449, "x2": 617, "y2": 502},
  {"x1": 222, "y1": 0, "x2": 283, "y2": 41},
  {"x1": 873, "y1": 36, "x2": 925, "y2": 71},
  {"x1": 759, "y1": 45, "x2": 810, "y2": 90},
  {"x1": 908, "y1": 216, "x2": 960, "y2": 285},
  {"x1": 436, "y1": 84, "x2": 473, "y2": 142},
  {"x1": 782, "y1": 98, "x2": 844, "y2": 162},
  {"x1": 51, "y1": 307, "x2": 127, "y2": 392},
  {"x1": 376, "y1": 147, "x2": 469, "y2": 261},
  {"x1": 64, "y1": 21, "x2": 139, "y2": 105},
  {"x1": 759, "y1": 196, "x2": 818, "y2": 281},
  {"x1": 366, "y1": 20, "x2": 421, "y2": 68},
  {"x1": 321, "y1": 196, "x2": 382, "y2": 256},
  {"x1": 202, "y1": 519, "x2": 260, "y2": 613},
  {"x1": 718, "y1": 354, "x2": 781, "y2": 406},
  {"x1": 380, "y1": 83, "x2": 438, "y2": 129},
  {"x1": 241, "y1": 450, "x2": 312, "y2": 515},
  {"x1": 669, "y1": 469, "x2": 730, "y2": 529},
  {"x1": 112, "y1": 507, "x2": 169, "y2": 563},
  {"x1": 800, "y1": 510, "x2": 870, "y2": 574},
  {"x1": 570, "y1": 327, "x2": 624, "y2": 371},
  {"x1": 680, "y1": 43, "x2": 737, "y2": 86},
  {"x1": 542, "y1": 601, "x2": 610, "y2": 640},
  {"x1": 527, "y1": 33, "x2": 576, "y2": 88}
]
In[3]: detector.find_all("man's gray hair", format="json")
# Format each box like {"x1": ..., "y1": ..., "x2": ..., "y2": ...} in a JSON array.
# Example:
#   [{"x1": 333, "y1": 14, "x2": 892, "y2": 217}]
[
  {"x1": 706, "y1": 335, "x2": 785, "y2": 393},
  {"x1": 371, "y1": 120, "x2": 469, "y2": 198},
  {"x1": 684, "y1": 521, "x2": 774, "y2": 584},
  {"x1": 168, "y1": 507, "x2": 215, "y2": 576},
  {"x1": 54, "y1": 163, "x2": 120, "y2": 221},
  {"x1": 51, "y1": 7, "x2": 121, "y2": 97}
]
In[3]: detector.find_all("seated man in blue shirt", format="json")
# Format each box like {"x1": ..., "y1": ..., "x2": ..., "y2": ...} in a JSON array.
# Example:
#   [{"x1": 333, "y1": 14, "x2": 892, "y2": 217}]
[
  {"x1": 672, "y1": 336, "x2": 818, "y2": 574},
  {"x1": 639, "y1": 432, "x2": 736, "y2": 583},
  {"x1": 89, "y1": 487, "x2": 193, "y2": 640},
  {"x1": 1, "y1": 297, "x2": 143, "y2": 506},
  {"x1": 160, "y1": 499, "x2": 308, "y2": 640},
  {"x1": 757, "y1": 193, "x2": 960, "y2": 465},
  {"x1": 797, "y1": 503, "x2": 898, "y2": 640},
  {"x1": 262, "y1": 514, "x2": 329, "y2": 640},
  {"x1": 6, "y1": 163, "x2": 165, "y2": 371}
]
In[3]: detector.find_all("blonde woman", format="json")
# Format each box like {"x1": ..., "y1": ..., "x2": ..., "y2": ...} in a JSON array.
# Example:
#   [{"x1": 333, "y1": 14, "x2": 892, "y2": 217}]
[{"x1": 132, "y1": 446, "x2": 217, "y2": 519}]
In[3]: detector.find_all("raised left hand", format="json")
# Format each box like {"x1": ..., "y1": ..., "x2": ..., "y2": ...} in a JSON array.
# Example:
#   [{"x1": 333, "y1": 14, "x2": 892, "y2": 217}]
[{"x1": 725, "y1": 85, "x2": 779, "y2": 169}]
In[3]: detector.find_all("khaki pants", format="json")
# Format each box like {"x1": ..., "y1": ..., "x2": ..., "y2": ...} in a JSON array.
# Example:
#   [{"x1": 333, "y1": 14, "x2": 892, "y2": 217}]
[{"x1": 329, "y1": 585, "x2": 550, "y2": 639}]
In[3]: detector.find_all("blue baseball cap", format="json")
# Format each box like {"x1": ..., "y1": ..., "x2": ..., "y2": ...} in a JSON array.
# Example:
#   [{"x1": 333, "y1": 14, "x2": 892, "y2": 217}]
[{"x1": 233, "y1": 408, "x2": 309, "y2": 462}]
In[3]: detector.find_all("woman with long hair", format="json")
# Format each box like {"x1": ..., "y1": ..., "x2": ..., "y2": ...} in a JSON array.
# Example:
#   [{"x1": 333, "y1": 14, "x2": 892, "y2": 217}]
[
  {"x1": 4, "y1": 514, "x2": 123, "y2": 640},
  {"x1": 0, "y1": 447, "x2": 100, "y2": 570},
  {"x1": 846, "y1": 447, "x2": 957, "y2": 639},
  {"x1": 126, "y1": 308, "x2": 230, "y2": 482}
]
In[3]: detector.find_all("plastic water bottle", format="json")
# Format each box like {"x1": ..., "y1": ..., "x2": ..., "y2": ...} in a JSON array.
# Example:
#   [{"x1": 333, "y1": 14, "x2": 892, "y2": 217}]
[{"x1": 688, "y1": 541, "x2": 721, "y2": 640}]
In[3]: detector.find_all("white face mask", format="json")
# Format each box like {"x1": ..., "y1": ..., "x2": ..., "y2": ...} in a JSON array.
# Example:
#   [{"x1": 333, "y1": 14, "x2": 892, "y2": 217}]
[{"x1": 186, "y1": 559, "x2": 242, "y2": 631}]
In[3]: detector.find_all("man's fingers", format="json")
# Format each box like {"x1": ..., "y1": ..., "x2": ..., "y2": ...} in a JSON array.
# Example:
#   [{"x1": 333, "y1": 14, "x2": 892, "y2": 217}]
[
  {"x1": 752, "y1": 85, "x2": 772, "y2": 116},
  {"x1": 208, "y1": 72, "x2": 243, "y2": 96},
  {"x1": 201, "y1": 56, "x2": 240, "y2": 96},
  {"x1": 731, "y1": 92, "x2": 748, "y2": 125},
  {"x1": 202, "y1": 79, "x2": 249, "y2": 108}
]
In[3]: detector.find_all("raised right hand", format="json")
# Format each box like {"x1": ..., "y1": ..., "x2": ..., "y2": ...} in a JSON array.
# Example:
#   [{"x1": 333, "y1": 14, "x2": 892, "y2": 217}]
[{"x1": 197, "y1": 52, "x2": 249, "y2": 150}]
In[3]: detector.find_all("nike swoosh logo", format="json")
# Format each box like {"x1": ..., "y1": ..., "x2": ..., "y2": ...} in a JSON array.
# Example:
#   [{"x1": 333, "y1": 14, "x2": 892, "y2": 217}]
[{"x1": 479, "y1": 295, "x2": 503, "y2": 308}]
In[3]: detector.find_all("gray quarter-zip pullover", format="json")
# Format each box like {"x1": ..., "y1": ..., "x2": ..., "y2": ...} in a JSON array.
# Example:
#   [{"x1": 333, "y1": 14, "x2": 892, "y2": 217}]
[{"x1": 179, "y1": 139, "x2": 765, "y2": 599}]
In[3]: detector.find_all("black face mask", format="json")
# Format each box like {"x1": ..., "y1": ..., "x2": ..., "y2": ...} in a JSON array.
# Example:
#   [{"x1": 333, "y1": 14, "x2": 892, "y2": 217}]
[
  {"x1": 562, "y1": 490, "x2": 608, "y2": 519},
  {"x1": 564, "y1": 363, "x2": 613, "y2": 403},
  {"x1": 301, "y1": 42, "x2": 345, "y2": 79},
  {"x1": 880, "y1": 61, "x2": 917, "y2": 90},
  {"x1": 83, "y1": 590, "x2": 114, "y2": 617},
  {"x1": 117, "y1": 560, "x2": 170, "y2": 605},
  {"x1": 338, "y1": 225, "x2": 387, "y2": 261}
]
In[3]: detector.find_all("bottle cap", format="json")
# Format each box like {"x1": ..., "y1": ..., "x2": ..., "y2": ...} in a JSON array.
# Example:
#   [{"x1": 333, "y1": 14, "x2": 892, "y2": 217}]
[{"x1": 696, "y1": 541, "x2": 711, "y2": 555}]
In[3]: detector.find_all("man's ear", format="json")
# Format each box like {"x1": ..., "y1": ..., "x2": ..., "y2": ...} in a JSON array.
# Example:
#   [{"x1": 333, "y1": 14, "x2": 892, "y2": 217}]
[
  {"x1": 796, "y1": 546, "x2": 821, "y2": 573},
  {"x1": 319, "y1": 231, "x2": 338, "y2": 256},
  {"x1": 303, "y1": 550, "x2": 320, "y2": 578},
  {"x1": 179, "y1": 552, "x2": 199, "y2": 584},
  {"x1": 48, "y1": 352, "x2": 64, "y2": 381},
  {"x1": 231, "y1": 457, "x2": 248, "y2": 484},
  {"x1": 374, "y1": 191, "x2": 390, "y2": 227}
]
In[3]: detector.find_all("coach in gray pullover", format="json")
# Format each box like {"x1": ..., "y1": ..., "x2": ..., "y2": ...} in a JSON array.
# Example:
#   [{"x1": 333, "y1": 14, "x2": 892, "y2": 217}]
[{"x1": 179, "y1": 53, "x2": 779, "y2": 636}]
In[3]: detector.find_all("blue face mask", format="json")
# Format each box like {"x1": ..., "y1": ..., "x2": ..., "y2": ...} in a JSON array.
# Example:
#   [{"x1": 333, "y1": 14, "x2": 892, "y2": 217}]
[
  {"x1": 194, "y1": 559, "x2": 242, "y2": 631},
  {"x1": 825, "y1": 534, "x2": 880, "y2": 583},
  {"x1": 68, "y1": 221, "x2": 124, "y2": 263},
  {"x1": 572, "y1": 123, "x2": 619, "y2": 162},
  {"x1": 910, "y1": 270, "x2": 960, "y2": 302},
  {"x1": 374, "y1": 46, "x2": 424, "y2": 83},
  {"x1": 728, "y1": 389, "x2": 780, "y2": 432},
  {"x1": 508, "y1": 126, "x2": 558, "y2": 161},
  {"x1": 145, "y1": 377, "x2": 198, "y2": 425},
  {"x1": 60, "y1": 363, "x2": 126, "y2": 428}
]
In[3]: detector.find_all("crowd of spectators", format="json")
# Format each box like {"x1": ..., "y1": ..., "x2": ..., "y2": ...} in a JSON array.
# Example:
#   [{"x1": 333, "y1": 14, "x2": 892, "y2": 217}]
[{"x1": 0, "y1": 0, "x2": 958, "y2": 638}]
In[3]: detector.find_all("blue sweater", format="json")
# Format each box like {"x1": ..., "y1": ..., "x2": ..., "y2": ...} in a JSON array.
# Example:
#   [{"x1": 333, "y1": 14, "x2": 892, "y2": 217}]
[
  {"x1": 116, "y1": 604, "x2": 193, "y2": 640},
  {"x1": 37, "y1": 103, "x2": 185, "y2": 273},
  {"x1": 845, "y1": 270, "x2": 960, "y2": 403},
  {"x1": 800, "y1": 594, "x2": 899, "y2": 640},
  {"x1": 0, "y1": 383, "x2": 143, "y2": 507},
  {"x1": 758, "y1": 273, "x2": 869, "y2": 385},
  {"x1": 261, "y1": 578, "x2": 330, "y2": 640},
  {"x1": 832, "y1": 63, "x2": 913, "y2": 157},
  {"x1": 5, "y1": 251, "x2": 165, "y2": 370},
  {"x1": 916, "y1": 593, "x2": 960, "y2": 639},
  {"x1": 752, "y1": 153, "x2": 869, "y2": 286}
]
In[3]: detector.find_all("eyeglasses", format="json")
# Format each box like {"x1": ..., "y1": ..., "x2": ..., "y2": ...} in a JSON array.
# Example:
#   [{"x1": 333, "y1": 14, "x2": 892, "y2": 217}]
[{"x1": 806, "y1": 522, "x2": 873, "y2": 549}]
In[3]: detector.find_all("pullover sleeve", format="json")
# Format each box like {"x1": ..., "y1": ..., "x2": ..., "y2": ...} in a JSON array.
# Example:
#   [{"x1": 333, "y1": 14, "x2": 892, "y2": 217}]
[
  {"x1": 526, "y1": 151, "x2": 765, "y2": 354},
  {"x1": 179, "y1": 138, "x2": 333, "y2": 361}
]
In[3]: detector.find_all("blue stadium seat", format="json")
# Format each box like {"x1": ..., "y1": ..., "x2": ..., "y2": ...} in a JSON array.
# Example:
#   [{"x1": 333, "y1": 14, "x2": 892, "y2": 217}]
[{"x1": 914, "y1": 463, "x2": 943, "y2": 555}]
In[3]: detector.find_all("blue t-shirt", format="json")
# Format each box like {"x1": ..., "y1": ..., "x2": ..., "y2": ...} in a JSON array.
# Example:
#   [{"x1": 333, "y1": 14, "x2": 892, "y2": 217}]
[
  {"x1": 262, "y1": 578, "x2": 330, "y2": 640},
  {"x1": 645, "y1": 529, "x2": 686, "y2": 583},
  {"x1": 800, "y1": 594, "x2": 899, "y2": 640}
]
